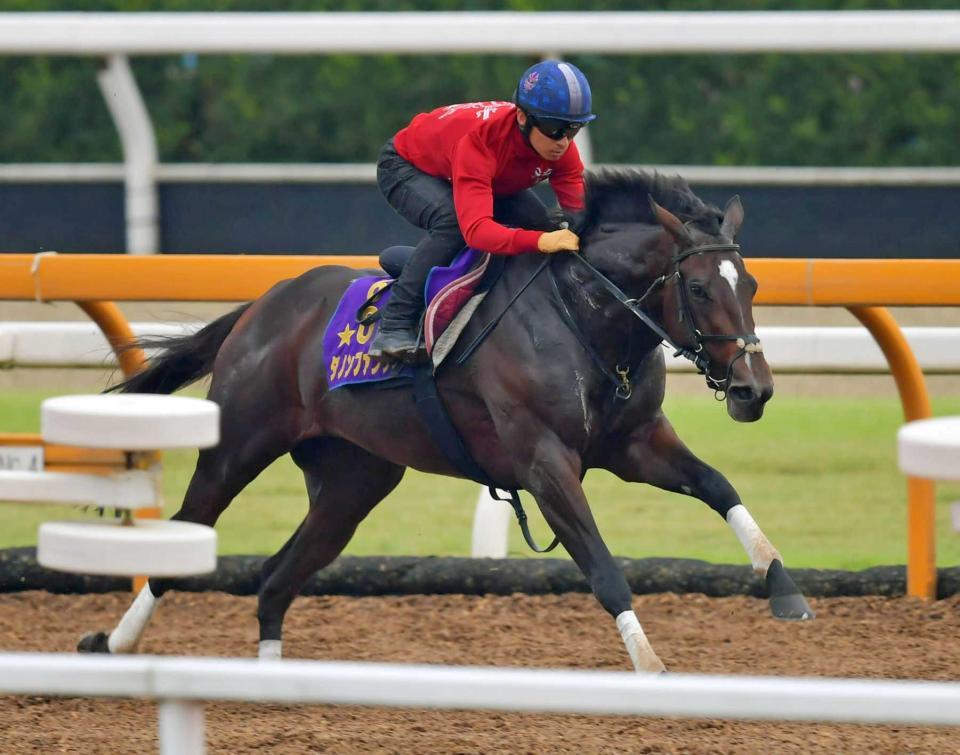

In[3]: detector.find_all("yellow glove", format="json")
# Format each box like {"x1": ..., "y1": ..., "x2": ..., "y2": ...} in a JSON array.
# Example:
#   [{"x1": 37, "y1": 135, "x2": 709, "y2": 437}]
[{"x1": 537, "y1": 229, "x2": 580, "y2": 254}]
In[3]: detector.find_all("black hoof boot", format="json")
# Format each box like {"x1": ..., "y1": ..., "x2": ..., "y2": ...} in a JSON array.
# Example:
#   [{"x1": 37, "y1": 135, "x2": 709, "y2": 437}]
[
  {"x1": 766, "y1": 559, "x2": 815, "y2": 621},
  {"x1": 77, "y1": 631, "x2": 111, "y2": 654}
]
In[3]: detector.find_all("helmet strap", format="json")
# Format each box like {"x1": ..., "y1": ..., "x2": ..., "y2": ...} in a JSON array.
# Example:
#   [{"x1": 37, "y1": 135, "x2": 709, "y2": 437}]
[{"x1": 516, "y1": 108, "x2": 535, "y2": 148}]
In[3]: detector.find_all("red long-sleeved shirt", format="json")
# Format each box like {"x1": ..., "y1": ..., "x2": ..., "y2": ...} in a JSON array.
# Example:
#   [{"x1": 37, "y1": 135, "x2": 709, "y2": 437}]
[{"x1": 392, "y1": 102, "x2": 585, "y2": 255}]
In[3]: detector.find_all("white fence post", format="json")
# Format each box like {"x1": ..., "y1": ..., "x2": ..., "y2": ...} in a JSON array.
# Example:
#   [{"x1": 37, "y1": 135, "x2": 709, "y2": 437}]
[
  {"x1": 470, "y1": 487, "x2": 511, "y2": 558},
  {"x1": 158, "y1": 699, "x2": 205, "y2": 755},
  {"x1": 96, "y1": 54, "x2": 159, "y2": 255}
]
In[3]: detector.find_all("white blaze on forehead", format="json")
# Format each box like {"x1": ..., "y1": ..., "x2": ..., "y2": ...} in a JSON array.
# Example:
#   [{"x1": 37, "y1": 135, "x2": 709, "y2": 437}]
[{"x1": 718, "y1": 259, "x2": 739, "y2": 294}]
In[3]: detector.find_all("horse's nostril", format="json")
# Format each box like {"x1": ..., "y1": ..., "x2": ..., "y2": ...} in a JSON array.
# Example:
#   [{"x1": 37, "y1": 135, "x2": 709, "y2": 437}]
[{"x1": 729, "y1": 385, "x2": 756, "y2": 403}]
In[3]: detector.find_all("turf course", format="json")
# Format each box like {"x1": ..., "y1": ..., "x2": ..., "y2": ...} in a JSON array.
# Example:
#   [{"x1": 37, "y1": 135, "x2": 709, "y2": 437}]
[{"x1": 1, "y1": 388, "x2": 959, "y2": 571}]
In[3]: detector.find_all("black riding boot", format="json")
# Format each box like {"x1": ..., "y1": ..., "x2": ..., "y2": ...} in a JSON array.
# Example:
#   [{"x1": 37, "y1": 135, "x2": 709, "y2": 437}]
[
  {"x1": 368, "y1": 316, "x2": 422, "y2": 362},
  {"x1": 368, "y1": 260, "x2": 429, "y2": 363},
  {"x1": 369, "y1": 227, "x2": 465, "y2": 362}
]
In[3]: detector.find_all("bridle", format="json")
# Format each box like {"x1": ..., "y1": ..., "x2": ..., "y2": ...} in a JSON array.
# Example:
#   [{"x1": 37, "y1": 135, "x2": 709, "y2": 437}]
[
  {"x1": 568, "y1": 241, "x2": 763, "y2": 399},
  {"x1": 668, "y1": 243, "x2": 764, "y2": 395}
]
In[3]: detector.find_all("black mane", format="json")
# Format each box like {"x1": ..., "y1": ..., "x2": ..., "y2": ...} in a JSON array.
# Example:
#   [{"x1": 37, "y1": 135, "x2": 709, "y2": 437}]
[{"x1": 579, "y1": 169, "x2": 723, "y2": 235}]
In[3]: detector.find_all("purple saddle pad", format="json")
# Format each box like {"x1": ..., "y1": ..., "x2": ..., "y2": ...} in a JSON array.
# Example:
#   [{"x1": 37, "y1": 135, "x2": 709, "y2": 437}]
[{"x1": 322, "y1": 247, "x2": 485, "y2": 390}]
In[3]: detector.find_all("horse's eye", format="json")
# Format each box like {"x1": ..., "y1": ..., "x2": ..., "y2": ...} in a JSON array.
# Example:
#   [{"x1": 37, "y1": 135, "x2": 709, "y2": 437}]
[{"x1": 688, "y1": 282, "x2": 708, "y2": 299}]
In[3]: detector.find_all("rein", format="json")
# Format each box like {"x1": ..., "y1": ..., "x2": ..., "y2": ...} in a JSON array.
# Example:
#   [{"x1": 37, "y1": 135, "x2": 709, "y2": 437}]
[
  {"x1": 454, "y1": 239, "x2": 763, "y2": 402},
  {"x1": 566, "y1": 242, "x2": 762, "y2": 399},
  {"x1": 455, "y1": 255, "x2": 552, "y2": 366}
]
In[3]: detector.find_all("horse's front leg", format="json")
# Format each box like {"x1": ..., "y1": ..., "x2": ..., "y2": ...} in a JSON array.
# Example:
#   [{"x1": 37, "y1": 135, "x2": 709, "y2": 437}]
[
  {"x1": 520, "y1": 438, "x2": 666, "y2": 673},
  {"x1": 605, "y1": 413, "x2": 814, "y2": 621}
]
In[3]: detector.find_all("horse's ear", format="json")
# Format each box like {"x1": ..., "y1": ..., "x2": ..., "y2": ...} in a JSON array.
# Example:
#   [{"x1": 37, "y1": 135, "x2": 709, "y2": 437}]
[
  {"x1": 721, "y1": 195, "x2": 744, "y2": 240},
  {"x1": 648, "y1": 197, "x2": 693, "y2": 246}
]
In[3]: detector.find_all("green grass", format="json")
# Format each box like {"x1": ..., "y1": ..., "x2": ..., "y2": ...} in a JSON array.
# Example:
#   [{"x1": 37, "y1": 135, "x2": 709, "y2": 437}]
[{"x1": 2, "y1": 388, "x2": 959, "y2": 571}]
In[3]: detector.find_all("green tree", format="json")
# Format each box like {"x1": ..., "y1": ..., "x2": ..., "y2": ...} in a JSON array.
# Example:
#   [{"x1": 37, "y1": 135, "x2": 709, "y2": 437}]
[{"x1": 1, "y1": 0, "x2": 959, "y2": 165}]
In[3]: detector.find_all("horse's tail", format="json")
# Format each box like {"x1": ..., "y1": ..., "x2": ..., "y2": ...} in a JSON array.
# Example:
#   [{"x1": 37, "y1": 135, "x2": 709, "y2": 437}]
[{"x1": 106, "y1": 302, "x2": 253, "y2": 395}]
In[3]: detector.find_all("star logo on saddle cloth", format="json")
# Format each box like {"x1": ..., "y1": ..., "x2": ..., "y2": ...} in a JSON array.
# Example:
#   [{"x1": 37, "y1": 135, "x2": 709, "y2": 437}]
[{"x1": 336, "y1": 322, "x2": 356, "y2": 347}]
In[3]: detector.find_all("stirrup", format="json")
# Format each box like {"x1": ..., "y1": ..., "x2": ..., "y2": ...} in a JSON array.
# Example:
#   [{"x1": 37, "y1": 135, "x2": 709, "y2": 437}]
[{"x1": 369, "y1": 324, "x2": 422, "y2": 362}]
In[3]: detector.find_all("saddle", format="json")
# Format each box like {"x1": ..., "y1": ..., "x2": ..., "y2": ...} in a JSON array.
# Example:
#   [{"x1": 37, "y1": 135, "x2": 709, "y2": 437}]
[{"x1": 322, "y1": 245, "x2": 503, "y2": 391}]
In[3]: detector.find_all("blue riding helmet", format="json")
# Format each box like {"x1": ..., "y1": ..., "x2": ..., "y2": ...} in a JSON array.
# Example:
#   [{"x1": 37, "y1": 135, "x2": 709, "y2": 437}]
[{"x1": 515, "y1": 60, "x2": 597, "y2": 124}]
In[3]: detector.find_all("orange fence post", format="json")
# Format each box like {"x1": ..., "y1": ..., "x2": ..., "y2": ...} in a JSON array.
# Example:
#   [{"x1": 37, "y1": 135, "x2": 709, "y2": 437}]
[
  {"x1": 75, "y1": 300, "x2": 147, "y2": 376},
  {"x1": 849, "y1": 306, "x2": 936, "y2": 599}
]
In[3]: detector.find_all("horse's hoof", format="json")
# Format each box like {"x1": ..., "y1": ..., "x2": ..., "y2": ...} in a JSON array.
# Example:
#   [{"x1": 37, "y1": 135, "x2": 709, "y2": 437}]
[
  {"x1": 770, "y1": 592, "x2": 816, "y2": 621},
  {"x1": 77, "y1": 631, "x2": 111, "y2": 654},
  {"x1": 766, "y1": 559, "x2": 816, "y2": 621}
]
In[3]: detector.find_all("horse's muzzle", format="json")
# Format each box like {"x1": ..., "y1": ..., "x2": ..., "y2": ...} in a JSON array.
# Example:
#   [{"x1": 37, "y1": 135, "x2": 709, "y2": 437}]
[{"x1": 725, "y1": 380, "x2": 774, "y2": 422}]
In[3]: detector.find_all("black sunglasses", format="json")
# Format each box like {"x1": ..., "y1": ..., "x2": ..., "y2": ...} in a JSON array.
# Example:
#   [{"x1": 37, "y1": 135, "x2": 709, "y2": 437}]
[{"x1": 531, "y1": 117, "x2": 584, "y2": 141}]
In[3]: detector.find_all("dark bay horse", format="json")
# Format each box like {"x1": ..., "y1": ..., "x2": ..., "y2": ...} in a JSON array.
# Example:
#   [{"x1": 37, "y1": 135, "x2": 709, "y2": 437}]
[{"x1": 81, "y1": 170, "x2": 813, "y2": 672}]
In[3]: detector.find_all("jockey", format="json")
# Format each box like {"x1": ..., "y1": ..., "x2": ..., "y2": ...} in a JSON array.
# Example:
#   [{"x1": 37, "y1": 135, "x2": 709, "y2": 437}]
[{"x1": 368, "y1": 59, "x2": 597, "y2": 362}]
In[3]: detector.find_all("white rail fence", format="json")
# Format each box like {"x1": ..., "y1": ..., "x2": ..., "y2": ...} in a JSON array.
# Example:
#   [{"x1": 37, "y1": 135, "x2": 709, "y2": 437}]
[
  {"x1": 3, "y1": 11, "x2": 960, "y2": 55},
  {"x1": 0, "y1": 321, "x2": 195, "y2": 368},
  {"x1": 5, "y1": 322, "x2": 960, "y2": 373},
  {"x1": 6, "y1": 163, "x2": 960, "y2": 186},
  {"x1": 1, "y1": 653, "x2": 959, "y2": 755}
]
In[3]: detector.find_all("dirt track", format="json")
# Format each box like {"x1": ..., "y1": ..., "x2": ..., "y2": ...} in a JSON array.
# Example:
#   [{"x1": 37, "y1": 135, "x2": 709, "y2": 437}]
[{"x1": 1, "y1": 591, "x2": 959, "y2": 753}]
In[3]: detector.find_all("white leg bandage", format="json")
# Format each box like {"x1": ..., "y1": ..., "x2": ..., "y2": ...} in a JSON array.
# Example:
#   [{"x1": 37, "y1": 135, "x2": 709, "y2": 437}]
[
  {"x1": 107, "y1": 584, "x2": 157, "y2": 654},
  {"x1": 259, "y1": 640, "x2": 282, "y2": 660},
  {"x1": 726, "y1": 504, "x2": 782, "y2": 574},
  {"x1": 615, "y1": 610, "x2": 665, "y2": 674}
]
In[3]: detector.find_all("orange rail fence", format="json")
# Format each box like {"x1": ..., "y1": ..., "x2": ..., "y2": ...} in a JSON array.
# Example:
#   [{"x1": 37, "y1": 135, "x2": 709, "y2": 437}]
[
  {"x1": 3, "y1": 254, "x2": 960, "y2": 305},
  {"x1": 1, "y1": 252, "x2": 958, "y2": 598}
]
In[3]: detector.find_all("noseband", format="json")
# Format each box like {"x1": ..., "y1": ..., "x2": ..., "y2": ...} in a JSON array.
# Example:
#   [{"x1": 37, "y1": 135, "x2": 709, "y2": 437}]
[{"x1": 571, "y1": 242, "x2": 763, "y2": 398}]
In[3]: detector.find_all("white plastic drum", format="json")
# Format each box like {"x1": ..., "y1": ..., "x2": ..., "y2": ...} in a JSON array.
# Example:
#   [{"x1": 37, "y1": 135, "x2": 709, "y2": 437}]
[
  {"x1": 37, "y1": 519, "x2": 217, "y2": 576},
  {"x1": 898, "y1": 417, "x2": 960, "y2": 481},
  {"x1": 41, "y1": 394, "x2": 219, "y2": 450}
]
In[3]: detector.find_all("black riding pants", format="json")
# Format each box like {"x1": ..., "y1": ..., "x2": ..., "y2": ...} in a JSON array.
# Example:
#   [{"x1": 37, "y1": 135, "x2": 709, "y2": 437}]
[{"x1": 376, "y1": 139, "x2": 555, "y2": 329}]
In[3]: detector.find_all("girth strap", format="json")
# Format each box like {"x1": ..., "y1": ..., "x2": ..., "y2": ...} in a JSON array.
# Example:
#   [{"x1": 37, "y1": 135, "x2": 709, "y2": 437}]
[{"x1": 412, "y1": 365, "x2": 559, "y2": 553}]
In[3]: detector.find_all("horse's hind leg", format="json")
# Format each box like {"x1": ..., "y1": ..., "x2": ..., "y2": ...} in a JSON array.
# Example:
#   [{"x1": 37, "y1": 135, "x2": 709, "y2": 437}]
[
  {"x1": 257, "y1": 437, "x2": 404, "y2": 660},
  {"x1": 78, "y1": 410, "x2": 297, "y2": 655},
  {"x1": 606, "y1": 414, "x2": 815, "y2": 621}
]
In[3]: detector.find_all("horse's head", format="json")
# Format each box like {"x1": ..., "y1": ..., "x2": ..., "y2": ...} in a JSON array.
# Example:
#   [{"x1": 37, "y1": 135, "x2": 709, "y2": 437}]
[
  {"x1": 649, "y1": 197, "x2": 772, "y2": 421},
  {"x1": 578, "y1": 170, "x2": 773, "y2": 422}
]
